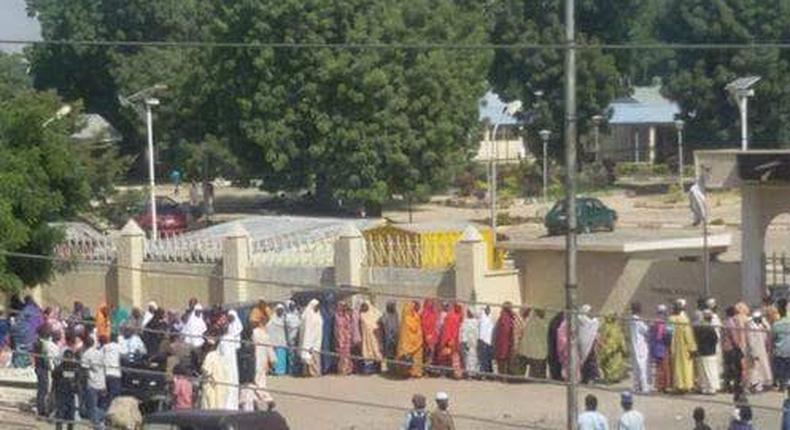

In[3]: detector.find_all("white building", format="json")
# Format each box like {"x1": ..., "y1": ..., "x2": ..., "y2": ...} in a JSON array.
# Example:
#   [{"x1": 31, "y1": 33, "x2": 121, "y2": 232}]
[{"x1": 475, "y1": 91, "x2": 527, "y2": 164}]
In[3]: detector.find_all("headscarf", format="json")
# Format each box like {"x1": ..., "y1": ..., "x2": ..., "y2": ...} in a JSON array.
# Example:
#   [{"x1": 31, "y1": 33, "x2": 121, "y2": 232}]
[
  {"x1": 577, "y1": 306, "x2": 600, "y2": 363},
  {"x1": 493, "y1": 305, "x2": 515, "y2": 361},
  {"x1": 111, "y1": 307, "x2": 129, "y2": 335},
  {"x1": 95, "y1": 304, "x2": 111, "y2": 340},
  {"x1": 436, "y1": 304, "x2": 463, "y2": 359},
  {"x1": 396, "y1": 301, "x2": 423, "y2": 359},
  {"x1": 142, "y1": 302, "x2": 158, "y2": 328},
  {"x1": 299, "y1": 299, "x2": 324, "y2": 361},
  {"x1": 249, "y1": 301, "x2": 271, "y2": 328},
  {"x1": 220, "y1": 309, "x2": 243, "y2": 355},
  {"x1": 284, "y1": 300, "x2": 301, "y2": 346},
  {"x1": 420, "y1": 299, "x2": 439, "y2": 349},
  {"x1": 460, "y1": 309, "x2": 479, "y2": 347},
  {"x1": 382, "y1": 301, "x2": 400, "y2": 351},
  {"x1": 266, "y1": 304, "x2": 287, "y2": 348},
  {"x1": 359, "y1": 300, "x2": 383, "y2": 361},
  {"x1": 183, "y1": 304, "x2": 207, "y2": 348}
]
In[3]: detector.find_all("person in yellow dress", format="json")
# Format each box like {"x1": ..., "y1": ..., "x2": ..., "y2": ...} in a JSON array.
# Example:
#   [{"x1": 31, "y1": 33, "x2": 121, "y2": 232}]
[{"x1": 669, "y1": 299, "x2": 697, "y2": 393}]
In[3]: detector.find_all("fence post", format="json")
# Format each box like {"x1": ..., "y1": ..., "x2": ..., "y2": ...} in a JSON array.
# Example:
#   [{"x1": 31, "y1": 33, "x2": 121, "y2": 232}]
[
  {"x1": 334, "y1": 224, "x2": 364, "y2": 288},
  {"x1": 117, "y1": 219, "x2": 145, "y2": 308},
  {"x1": 223, "y1": 223, "x2": 250, "y2": 305},
  {"x1": 455, "y1": 226, "x2": 487, "y2": 302}
]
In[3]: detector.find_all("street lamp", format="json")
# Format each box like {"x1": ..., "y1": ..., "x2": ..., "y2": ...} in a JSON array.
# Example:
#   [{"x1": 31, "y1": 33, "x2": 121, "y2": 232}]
[
  {"x1": 490, "y1": 100, "x2": 523, "y2": 247},
  {"x1": 674, "y1": 119, "x2": 685, "y2": 191},
  {"x1": 591, "y1": 115, "x2": 604, "y2": 162},
  {"x1": 726, "y1": 76, "x2": 761, "y2": 151},
  {"x1": 539, "y1": 129, "x2": 552, "y2": 201},
  {"x1": 145, "y1": 98, "x2": 160, "y2": 240},
  {"x1": 41, "y1": 105, "x2": 72, "y2": 128}
]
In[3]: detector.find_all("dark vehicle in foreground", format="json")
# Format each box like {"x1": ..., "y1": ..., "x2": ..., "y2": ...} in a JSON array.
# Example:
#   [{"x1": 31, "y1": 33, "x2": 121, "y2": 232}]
[
  {"x1": 545, "y1": 197, "x2": 617, "y2": 236},
  {"x1": 133, "y1": 196, "x2": 189, "y2": 236},
  {"x1": 143, "y1": 410, "x2": 289, "y2": 430}
]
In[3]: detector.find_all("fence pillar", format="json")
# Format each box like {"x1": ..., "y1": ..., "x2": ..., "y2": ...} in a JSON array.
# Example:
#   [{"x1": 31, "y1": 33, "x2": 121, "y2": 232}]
[
  {"x1": 223, "y1": 224, "x2": 250, "y2": 305},
  {"x1": 334, "y1": 224, "x2": 364, "y2": 287},
  {"x1": 117, "y1": 219, "x2": 145, "y2": 308},
  {"x1": 455, "y1": 226, "x2": 487, "y2": 302}
]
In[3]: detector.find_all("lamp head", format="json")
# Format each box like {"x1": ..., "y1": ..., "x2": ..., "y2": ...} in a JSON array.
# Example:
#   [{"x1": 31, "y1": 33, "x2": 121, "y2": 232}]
[
  {"x1": 538, "y1": 129, "x2": 551, "y2": 141},
  {"x1": 145, "y1": 98, "x2": 160, "y2": 107},
  {"x1": 674, "y1": 119, "x2": 685, "y2": 131}
]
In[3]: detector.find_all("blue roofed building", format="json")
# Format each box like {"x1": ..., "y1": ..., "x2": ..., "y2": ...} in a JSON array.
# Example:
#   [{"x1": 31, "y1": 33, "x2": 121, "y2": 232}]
[
  {"x1": 475, "y1": 91, "x2": 529, "y2": 164},
  {"x1": 603, "y1": 85, "x2": 681, "y2": 164}
]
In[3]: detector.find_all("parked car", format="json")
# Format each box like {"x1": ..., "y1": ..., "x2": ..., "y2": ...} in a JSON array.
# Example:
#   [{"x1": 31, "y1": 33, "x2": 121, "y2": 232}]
[
  {"x1": 143, "y1": 410, "x2": 290, "y2": 430},
  {"x1": 133, "y1": 196, "x2": 189, "y2": 236},
  {"x1": 545, "y1": 197, "x2": 617, "y2": 236}
]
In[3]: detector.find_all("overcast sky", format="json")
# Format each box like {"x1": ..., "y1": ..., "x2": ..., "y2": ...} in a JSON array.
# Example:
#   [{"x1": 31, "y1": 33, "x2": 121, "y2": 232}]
[{"x1": 0, "y1": 0, "x2": 41, "y2": 53}]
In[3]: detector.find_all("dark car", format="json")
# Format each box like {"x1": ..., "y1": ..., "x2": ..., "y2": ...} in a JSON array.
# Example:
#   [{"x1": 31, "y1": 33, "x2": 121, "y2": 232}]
[
  {"x1": 134, "y1": 196, "x2": 189, "y2": 236},
  {"x1": 143, "y1": 410, "x2": 290, "y2": 430},
  {"x1": 545, "y1": 197, "x2": 617, "y2": 236}
]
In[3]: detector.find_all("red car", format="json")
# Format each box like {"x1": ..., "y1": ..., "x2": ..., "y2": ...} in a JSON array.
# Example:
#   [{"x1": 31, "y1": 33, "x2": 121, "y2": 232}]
[{"x1": 133, "y1": 196, "x2": 188, "y2": 236}]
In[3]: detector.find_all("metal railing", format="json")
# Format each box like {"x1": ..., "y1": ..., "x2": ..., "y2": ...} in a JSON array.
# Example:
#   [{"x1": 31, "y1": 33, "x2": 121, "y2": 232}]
[
  {"x1": 363, "y1": 237, "x2": 456, "y2": 269},
  {"x1": 53, "y1": 236, "x2": 117, "y2": 263},
  {"x1": 144, "y1": 233, "x2": 222, "y2": 263},
  {"x1": 765, "y1": 251, "x2": 789, "y2": 287}
]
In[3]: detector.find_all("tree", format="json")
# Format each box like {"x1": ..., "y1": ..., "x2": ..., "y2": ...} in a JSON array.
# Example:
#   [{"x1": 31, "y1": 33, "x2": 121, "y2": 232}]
[
  {"x1": 197, "y1": 0, "x2": 491, "y2": 208},
  {"x1": 0, "y1": 52, "x2": 31, "y2": 99},
  {"x1": 660, "y1": 0, "x2": 790, "y2": 148},
  {"x1": 0, "y1": 90, "x2": 91, "y2": 292}
]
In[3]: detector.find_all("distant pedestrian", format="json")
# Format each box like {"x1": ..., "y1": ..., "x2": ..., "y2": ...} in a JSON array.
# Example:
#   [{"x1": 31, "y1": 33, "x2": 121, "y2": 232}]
[
  {"x1": 617, "y1": 392, "x2": 644, "y2": 430},
  {"x1": 650, "y1": 305, "x2": 671, "y2": 392},
  {"x1": 477, "y1": 306, "x2": 494, "y2": 374},
  {"x1": 728, "y1": 405, "x2": 754, "y2": 430},
  {"x1": 692, "y1": 407, "x2": 711, "y2": 430},
  {"x1": 628, "y1": 302, "x2": 651, "y2": 393},
  {"x1": 773, "y1": 298, "x2": 790, "y2": 390},
  {"x1": 578, "y1": 394, "x2": 609, "y2": 430},
  {"x1": 401, "y1": 394, "x2": 429, "y2": 430},
  {"x1": 782, "y1": 386, "x2": 790, "y2": 430},
  {"x1": 52, "y1": 349, "x2": 79, "y2": 430},
  {"x1": 430, "y1": 391, "x2": 455, "y2": 430},
  {"x1": 694, "y1": 310, "x2": 721, "y2": 394},
  {"x1": 170, "y1": 169, "x2": 182, "y2": 195},
  {"x1": 81, "y1": 336, "x2": 106, "y2": 427}
]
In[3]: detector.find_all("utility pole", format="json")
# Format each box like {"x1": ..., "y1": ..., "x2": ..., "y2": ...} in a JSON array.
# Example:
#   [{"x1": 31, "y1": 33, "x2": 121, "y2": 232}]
[
  {"x1": 563, "y1": 0, "x2": 579, "y2": 428},
  {"x1": 145, "y1": 98, "x2": 160, "y2": 240},
  {"x1": 490, "y1": 123, "x2": 500, "y2": 247}
]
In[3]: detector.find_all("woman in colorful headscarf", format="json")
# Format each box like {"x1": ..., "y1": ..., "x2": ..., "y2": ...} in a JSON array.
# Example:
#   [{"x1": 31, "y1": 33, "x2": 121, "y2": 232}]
[
  {"x1": 420, "y1": 299, "x2": 439, "y2": 370},
  {"x1": 381, "y1": 301, "x2": 400, "y2": 374},
  {"x1": 248, "y1": 300, "x2": 271, "y2": 328},
  {"x1": 397, "y1": 301, "x2": 424, "y2": 378},
  {"x1": 95, "y1": 304, "x2": 112, "y2": 341},
  {"x1": 284, "y1": 301, "x2": 302, "y2": 375},
  {"x1": 597, "y1": 313, "x2": 628, "y2": 383},
  {"x1": 359, "y1": 300, "x2": 384, "y2": 374},
  {"x1": 111, "y1": 306, "x2": 129, "y2": 337},
  {"x1": 650, "y1": 304, "x2": 671, "y2": 392},
  {"x1": 435, "y1": 303, "x2": 464, "y2": 379},
  {"x1": 299, "y1": 299, "x2": 324, "y2": 377},
  {"x1": 266, "y1": 304, "x2": 288, "y2": 376},
  {"x1": 494, "y1": 302, "x2": 516, "y2": 376},
  {"x1": 334, "y1": 301, "x2": 354, "y2": 375}
]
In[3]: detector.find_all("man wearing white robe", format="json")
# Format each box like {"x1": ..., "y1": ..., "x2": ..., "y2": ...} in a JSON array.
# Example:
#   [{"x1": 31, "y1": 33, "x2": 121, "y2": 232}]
[
  {"x1": 219, "y1": 310, "x2": 243, "y2": 410},
  {"x1": 627, "y1": 302, "x2": 651, "y2": 393},
  {"x1": 250, "y1": 320, "x2": 277, "y2": 410},
  {"x1": 200, "y1": 340, "x2": 229, "y2": 409},
  {"x1": 747, "y1": 311, "x2": 773, "y2": 392},
  {"x1": 299, "y1": 299, "x2": 323, "y2": 377},
  {"x1": 182, "y1": 304, "x2": 207, "y2": 349}
]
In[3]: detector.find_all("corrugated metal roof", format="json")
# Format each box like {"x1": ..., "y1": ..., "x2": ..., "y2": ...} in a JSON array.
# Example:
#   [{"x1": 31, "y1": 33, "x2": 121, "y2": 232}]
[
  {"x1": 609, "y1": 86, "x2": 680, "y2": 125},
  {"x1": 479, "y1": 91, "x2": 520, "y2": 125},
  {"x1": 386, "y1": 222, "x2": 488, "y2": 234}
]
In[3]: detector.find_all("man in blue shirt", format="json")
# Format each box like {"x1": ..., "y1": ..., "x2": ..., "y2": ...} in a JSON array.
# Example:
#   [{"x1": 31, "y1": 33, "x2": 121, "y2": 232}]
[{"x1": 774, "y1": 299, "x2": 790, "y2": 390}]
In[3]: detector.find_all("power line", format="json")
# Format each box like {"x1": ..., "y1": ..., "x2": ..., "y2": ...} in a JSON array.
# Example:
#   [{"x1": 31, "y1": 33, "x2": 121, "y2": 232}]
[{"x1": 3, "y1": 38, "x2": 790, "y2": 51}]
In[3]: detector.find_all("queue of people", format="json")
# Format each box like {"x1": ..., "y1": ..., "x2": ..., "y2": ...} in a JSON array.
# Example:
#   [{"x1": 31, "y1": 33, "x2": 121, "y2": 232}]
[{"x1": 2, "y1": 291, "x2": 789, "y2": 428}]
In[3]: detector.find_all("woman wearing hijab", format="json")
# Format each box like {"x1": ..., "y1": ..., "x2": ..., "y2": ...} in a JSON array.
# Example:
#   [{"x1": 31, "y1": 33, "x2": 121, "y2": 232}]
[
  {"x1": 547, "y1": 311, "x2": 564, "y2": 381},
  {"x1": 650, "y1": 304, "x2": 671, "y2": 392},
  {"x1": 746, "y1": 311, "x2": 773, "y2": 392},
  {"x1": 460, "y1": 307, "x2": 479, "y2": 377},
  {"x1": 420, "y1": 299, "x2": 439, "y2": 371},
  {"x1": 248, "y1": 300, "x2": 271, "y2": 328},
  {"x1": 359, "y1": 300, "x2": 384, "y2": 374},
  {"x1": 577, "y1": 305, "x2": 601, "y2": 384},
  {"x1": 142, "y1": 302, "x2": 158, "y2": 329},
  {"x1": 95, "y1": 304, "x2": 111, "y2": 341},
  {"x1": 200, "y1": 338, "x2": 230, "y2": 409},
  {"x1": 520, "y1": 308, "x2": 549, "y2": 379},
  {"x1": 182, "y1": 304, "x2": 207, "y2": 349},
  {"x1": 143, "y1": 309, "x2": 169, "y2": 356},
  {"x1": 597, "y1": 314, "x2": 627, "y2": 383},
  {"x1": 284, "y1": 301, "x2": 302, "y2": 375},
  {"x1": 435, "y1": 303, "x2": 464, "y2": 379},
  {"x1": 219, "y1": 310, "x2": 243, "y2": 410},
  {"x1": 266, "y1": 304, "x2": 288, "y2": 376},
  {"x1": 397, "y1": 301, "x2": 424, "y2": 378},
  {"x1": 319, "y1": 292, "x2": 336, "y2": 375},
  {"x1": 300, "y1": 299, "x2": 324, "y2": 377},
  {"x1": 251, "y1": 318, "x2": 276, "y2": 410},
  {"x1": 381, "y1": 301, "x2": 400, "y2": 374},
  {"x1": 334, "y1": 302, "x2": 354, "y2": 375},
  {"x1": 494, "y1": 302, "x2": 515, "y2": 376},
  {"x1": 510, "y1": 307, "x2": 528, "y2": 375},
  {"x1": 110, "y1": 306, "x2": 129, "y2": 336},
  {"x1": 478, "y1": 306, "x2": 494, "y2": 374}
]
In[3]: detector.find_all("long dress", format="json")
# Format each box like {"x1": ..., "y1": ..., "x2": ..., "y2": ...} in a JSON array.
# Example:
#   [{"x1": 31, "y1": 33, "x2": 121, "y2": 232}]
[
  {"x1": 420, "y1": 300, "x2": 439, "y2": 370},
  {"x1": 547, "y1": 312, "x2": 564, "y2": 381},
  {"x1": 334, "y1": 307, "x2": 353, "y2": 375},
  {"x1": 598, "y1": 315, "x2": 627, "y2": 384},
  {"x1": 284, "y1": 302, "x2": 301, "y2": 375},
  {"x1": 520, "y1": 314, "x2": 549, "y2": 379},
  {"x1": 359, "y1": 302, "x2": 384, "y2": 373},
  {"x1": 381, "y1": 304, "x2": 400, "y2": 373},
  {"x1": 182, "y1": 305, "x2": 207, "y2": 349},
  {"x1": 396, "y1": 302, "x2": 424, "y2": 378},
  {"x1": 434, "y1": 304, "x2": 463, "y2": 379},
  {"x1": 460, "y1": 316, "x2": 479, "y2": 376},
  {"x1": 95, "y1": 304, "x2": 111, "y2": 340},
  {"x1": 578, "y1": 314, "x2": 601, "y2": 383},
  {"x1": 251, "y1": 326, "x2": 276, "y2": 408},
  {"x1": 650, "y1": 316, "x2": 671, "y2": 391},
  {"x1": 669, "y1": 312, "x2": 697, "y2": 392},
  {"x1": 628, "y1": 315, "x2": 651, "y2": 393},
  {"x1": 319, "y1": 297, "x2": 336, "y2": 375},
  {"x1": 747, "y1": 319, "x2": 773, "y2": 390},
  {"x1": 694, "y1": 322, "x2": 721, "y2": 394},
  {"x1": 265, "y1": 309, "x2": 288, "y2": 376},
  {"x1": 200, "y1": 349, "x2": 230, "y2": 409},
  {"x1": 299, "y1": 299, "x2": 324, "y2": 377},
  {"x1": 219, "y1": 310, "x2": 243, "y2": 410}
]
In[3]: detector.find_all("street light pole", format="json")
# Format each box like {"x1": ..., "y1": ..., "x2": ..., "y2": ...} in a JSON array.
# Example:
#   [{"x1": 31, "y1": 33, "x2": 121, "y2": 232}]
[
  {"x1": 490, "y1": 123, "x2": 500, "y2": 247},
  {"x1": 539, "y1": 130, "x2": 552, "y2": 201},
  {"x1": 592, "y1": 115, "x2": 603, "y2": 163},
  {"x1": 145, "y1": 98, "x2": 160, "y2": 240},
  {"x1": 563, "y1": 0, "x2": 579, "y2": 428},
  {"x1": 675, "y1": 119, "x2": 685, "y2": 191},
  {"x1": 738, "y1": 94, "x2": 749, "y2": 151}
]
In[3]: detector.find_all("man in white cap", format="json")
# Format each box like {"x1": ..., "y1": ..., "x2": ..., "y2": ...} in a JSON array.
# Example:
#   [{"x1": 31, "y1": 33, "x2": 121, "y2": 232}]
[
  {"x1": 430, "y1": 392, "x2": 455, "y2": 430},
  {"x1": 694, "y1": 309, "x2": 720, "y2": 394},
  {"x1": 617, "y1": 391, "x2": 644, "y2": 430}
]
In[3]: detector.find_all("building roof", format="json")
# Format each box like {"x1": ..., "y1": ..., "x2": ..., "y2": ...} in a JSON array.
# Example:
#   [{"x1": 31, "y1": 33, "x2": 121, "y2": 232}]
[
  {"x1": 479, "y1": 91, "x2": 520, "y2": 125},
  {"x1": 608, "y1": 86, "x2": 680, "y2": 125},
  {"x1": 71, "y1": 113, "x2": 122, "y2": 144},
  {"x1": 383, "y1": 221, "x2": 489, "y2": 234}
]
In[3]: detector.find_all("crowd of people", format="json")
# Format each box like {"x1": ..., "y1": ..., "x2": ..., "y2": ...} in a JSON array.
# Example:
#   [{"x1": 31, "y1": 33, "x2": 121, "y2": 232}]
[{"x1": 1, "y1": 291, "x2": 790, "y2": 429}]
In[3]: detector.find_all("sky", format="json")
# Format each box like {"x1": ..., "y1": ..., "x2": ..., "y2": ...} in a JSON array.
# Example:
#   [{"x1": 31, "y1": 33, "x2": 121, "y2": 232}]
[{"x1": 0, "y1": 0, "x2": 41, "y2": 53}]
